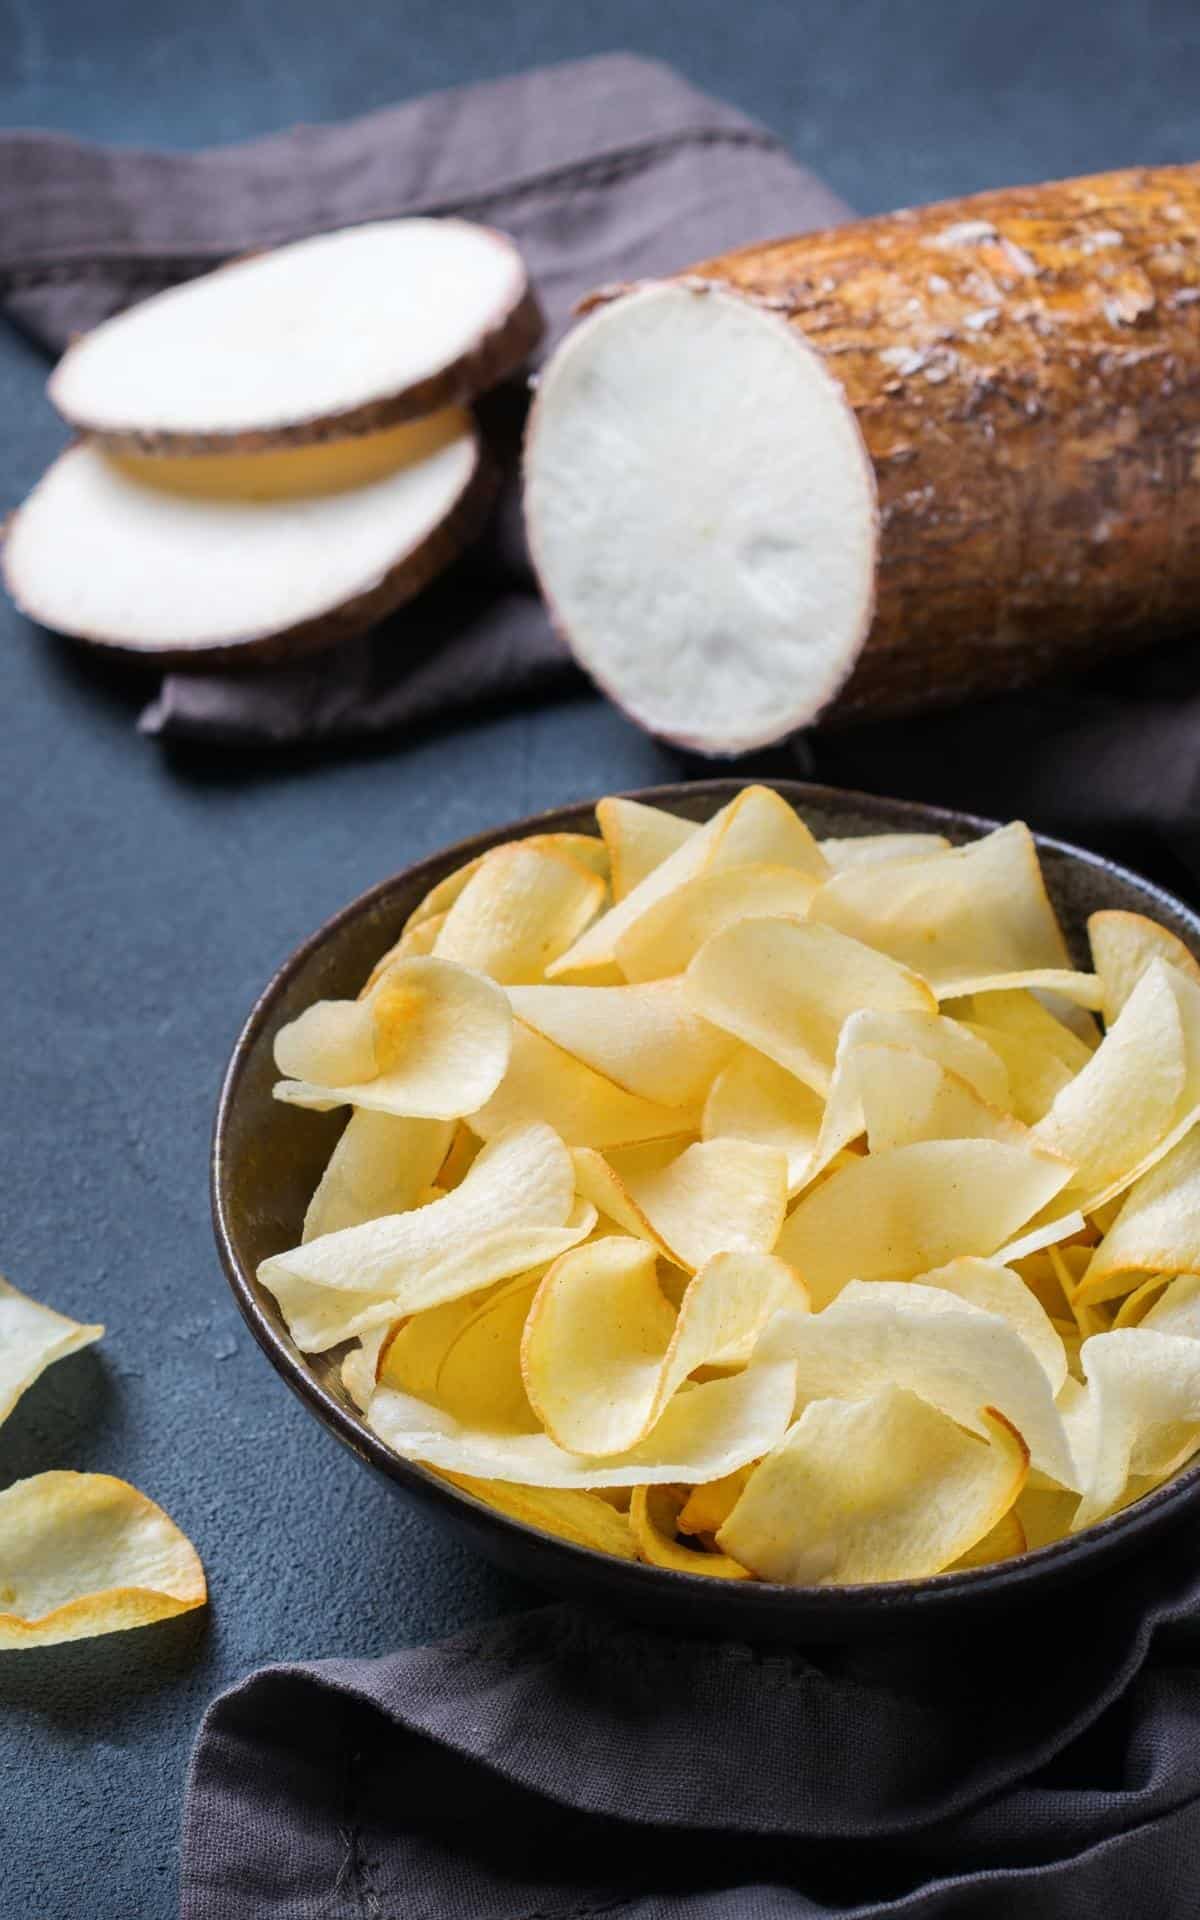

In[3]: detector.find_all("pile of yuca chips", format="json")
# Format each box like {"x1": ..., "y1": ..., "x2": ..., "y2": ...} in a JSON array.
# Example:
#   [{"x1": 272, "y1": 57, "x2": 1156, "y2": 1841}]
[
  {"x1": 259, "y1": 787, "x2": 1200, "y2": 1585},
  {"x1": 0, "y1": 1277, "x2": 205, "y2": 1646}
]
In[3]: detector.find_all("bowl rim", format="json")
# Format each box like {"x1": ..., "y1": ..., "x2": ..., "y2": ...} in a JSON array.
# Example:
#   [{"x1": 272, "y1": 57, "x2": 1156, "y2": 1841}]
[{"x1": 212, "y1": 776, "x2": 1200, "y2": 1617}]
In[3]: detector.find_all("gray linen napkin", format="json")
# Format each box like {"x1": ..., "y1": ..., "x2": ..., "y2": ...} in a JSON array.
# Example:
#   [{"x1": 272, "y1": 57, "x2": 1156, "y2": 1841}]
[
  {"x1": 0, "y1": 53, "x2": 849, "y2": 747},
  {"x1": 182, "y1": 1535, "x2": 1200, "y2": 1918}
]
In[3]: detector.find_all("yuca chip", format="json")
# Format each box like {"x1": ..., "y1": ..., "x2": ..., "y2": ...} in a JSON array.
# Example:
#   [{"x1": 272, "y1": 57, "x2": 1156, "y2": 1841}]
[
  {"x1": 258, "y1": 1123, "x2": 590, "y2": 1350},
  {"x1": 1132, "y1": 1272, "x2": 1200, "y2": 1337},
  {"x1": 274, "y1": 956, "x2": 512, "y2": 1121},
  {"x1": 807, "y1": 822, "x2": 1071, "y2": 996},
  {"x1": 1088, "y1": 909, "x2": 1200, "y2": 1024},
  {"x1": 717, "y1": 1391, "x2": 1028, "y2": 1585},
  {"x1": 571, "y1": 1140, "x2": 788, "y2": 1273},
  {"x1": 362, "y1": 912, "x2": 445, "y2": 985},
  {"x1": 685, "y1": 918, "x2": 935, "y2": 1097},
  {"x1": 942, "y1": 969, "x2": 1104, "y2": 1011},
  {"x1": 547, "y1": 785, "x2": 827, "y2": 981},
  {"x1": 522, "y1": 1240, "x2": 804, "y2": 1454},
  {"x1": 993, "y1": 1209, "x2": 1088, "y2": 1266},
  {"x1": 757, "y1": 1281, "x2": 1076, "y2": 1486},
  {"x1": 1077, "y1": 1126, "x2": 1200, "y2": 1305},
  {"x1": 1073, "y1": 1328, "x2": 1200, "y2": 1528},
  {"x1": 854, "y1": 1045, "x2": 1033, "y2": 1154},
  {"x1": 1033, "y1": 961, "x2": 1184, "y2": 1201},
  {"x1": 596, "y1": 797, "x2": 696, "y2": 900},
  {"x1": 702, "y1": 1049, "x2": 825, "y2": 1193},
  {"x1": 507, "y1": 978, "x2": 735, "y2": 1108},
  {"x1": 818, "y1": 833, "x2": 950, "y2": 871},
  {"x1": 366, "y1": 1361, "x2": 797, "y2": 1487},
  {"x1": 776, "y1": 1139, "x2": 1073, "y2": 1310},
  {"x1": 615, "y1": 864, "x2": 820, "y2": 983},
  {"x1": 629, "y1": 1484, "x2": 752, "y2": 1579},
  {"x1": 958, "y1": 1020, "x2": 1075, "y2": 1126},
  {"x1": 0, "y1": 1276, "x2": 103, "y2": 1425},
  {"x1": 0, "y1": 1472, "x2": 206, "y2": 1648},
  {"x1": 403, "y1": 832, "x2": 609, "y2": 934},
  {"x1": 432, "y1": 841, "x2": 606, "y2": 983},
  {"x1": 962, "y1": 989, "x2": 1096, "y2": 1073},
  {"x1": 436, "y1": 1275, "x2": 541, "y2": 1431},
  {"x1": 437, "y1": 1470, "x2": 638, "y2": 1557},
  {"x1": 468, "y1": 1018, "x2": 688, "y2": 1149},
  {"x1": 916, "y1": 1257, "x2": 1068, "y2": 1394},
  {"x1": 302, "y1": 1111, "x2": 454, "y2": 1241},
  {"x1": 341, "y1": 1321, "x2": 396, "y2": 1409}
]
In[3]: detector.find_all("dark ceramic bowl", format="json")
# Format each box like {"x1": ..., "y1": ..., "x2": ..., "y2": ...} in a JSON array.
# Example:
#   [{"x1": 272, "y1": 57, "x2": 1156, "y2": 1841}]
[{"x1": 213, "y1": 780, "x2": 1200, "y2": 1640}]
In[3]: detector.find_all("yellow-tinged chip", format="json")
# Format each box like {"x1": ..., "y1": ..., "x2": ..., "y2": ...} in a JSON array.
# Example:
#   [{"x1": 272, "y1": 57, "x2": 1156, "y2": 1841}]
[
  {"x1": 776, "y1": 1139, "x2": 1073, "y2": 1310},
  {"x1": 507, "y1": 978, "x2": 736, "y2": 1109},
  {"x1": 916, "y1": 1256, "x2": 1068, "y2": 1394},
  {"x1": 818, "y1": 833, "x2": 951, "y2": 871},
  {"x1": 522, "y1": 1240, "x2": 804, "y2": 1455},
  {"x1": 362, "y1": 912, "x2": 446, "y2": 985},
  {"x1": 854, "y1": 1045, "x2": 1034, "y2": 1155},
  {"x1": 947, "y1": 1507, "x2": 1027, "y2": 1569},
  {"x1": 366, "y1": 1360, "x2": 797, "y2": 1488},
  {"x1": 0, "y1": 1472, "x2": 206, "y2": 1648},
  {"x1": 274, "y1": 956, "x2": 512, "y2": 1121},
  {"x1": 1132, "y1": 1272, "x2": 1200, "y2": 1337},
  {"x1": 596, "y1": 796, "x2": 697, "y2": 901},
  {"x1": 677, "y1": 1467, "x2": 754, "y2": 1536},
  {"x1": 1016, "y1": 1484, "x2": 1081, "y2": 1550},
  {"x1": 1033, "y1": 961, "x2": 1185, "y2": 1202},
  {"x1": 437, "y1": 1470, "x2": 638, "y2": 1557},
  {"x1": 1088, "y1": 909, "x2": 1200, "y2": 1024},
  {"x1": 1078, "y1": 1127, "x2": 1200, "y2": 1305},
  {"x1": 341, "y1": 1321, "x2": 398, "y2": 1409},
  {"x1": 717, "y1": 1392, "x2": 1028, "y2": 1585},
  {"x1": 403, "y1": 832, "x2": 609, "y2": 934},
  {"x1": 758, "y1": 1280, "x2": 1076, "y2": 1486},
  {"x1": 302, "y1": 1111, "x2": 454, "y2": 1241},
  {"x1": 943, "y1": 969, "x2": 1103, "y2": 1010},
  {"x1": 1073, "y1": 1328, "x2": 1200, "y2": 1528},
  {"x1": 436, "y1": 1123, "x2": 481, "y2": 1191},
  {"x1": 435, "y1": 1275, "x2": 541, "y2": 1431},
  {"x1": 702, "y1": 1049, "x2": 825, "y2": 1194},
  {"x1": 807, "y1": 822, "x2": 1071, "y2": 996},
  {"x1": 686, "y1": 917, "x2": 935, "y2": 1098},
  {"x1": 258, "y1": 1123, "x2": 592, "y2": 1350},
  {"x1": 615, "y1": 864, "x2": 820, "y2": 983},
  {"x1": 630, "y1": 1485, "x2": 752, "y2": 1579},
  {"x1": 432, "y1": 841, "x2": 606, "y2": 984},
  {"x1": 468, "y1": 1018, "x2": 689, "y2": 1149},
  {"x1": 993, "y1": 1208, "x2": 1088, "y2": 1266},
  {"x1": 0, "y1": 1277, "x2": 103, "y2": 1426},
  {"x1": 571, "y1": 1140, "x2": 788, "y2": 1273},
  {"x1": 962, "y1": 989, "x2": 1096, "y2": 1075},
  {"x1": 958, "y1": 1020, "x2": 1075, "y2": 1126},
  {"x1": 548, "y1": 786, "x2": 827, "y2": 981}
]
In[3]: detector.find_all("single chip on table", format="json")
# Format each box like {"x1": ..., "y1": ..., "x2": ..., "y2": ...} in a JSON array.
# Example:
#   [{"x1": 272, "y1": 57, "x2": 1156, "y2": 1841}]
[{"x1": 0, "y1": 1276, "x2": 103, "y2": 1425}]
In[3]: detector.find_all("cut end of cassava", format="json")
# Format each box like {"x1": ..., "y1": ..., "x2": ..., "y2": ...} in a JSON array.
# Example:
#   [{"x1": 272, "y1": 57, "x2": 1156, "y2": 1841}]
[
  {"x1": 524, "y1": 281, "x2": 879, "y2": 755},
  {"x1": 2, "y1": 409, "x2": 494, "y2": 668},
  {"x1": 49, "y1": 219, "x2": 543, "y2": 452}
]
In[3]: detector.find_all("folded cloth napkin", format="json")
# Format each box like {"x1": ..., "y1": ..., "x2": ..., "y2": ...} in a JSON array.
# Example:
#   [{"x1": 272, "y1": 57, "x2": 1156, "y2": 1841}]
[
  {"x1": 0, "y1": 52, "x2": 848, "y2": 749},
  {"x1": 183, "y1": 1526, "x2": 1200, "y2": 1918}
]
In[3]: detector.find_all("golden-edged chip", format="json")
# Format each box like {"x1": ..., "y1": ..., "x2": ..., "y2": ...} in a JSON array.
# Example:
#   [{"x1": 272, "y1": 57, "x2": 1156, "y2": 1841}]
[
  {"x1": 629, "y1": 1484, "x2": 752, "y2": 1579},
  {"x1": 596, "y1": 796, "x2": 696, "y2": 900},
  {"x1": 275, "y1": 956, "x2": 512, "y2": 1120},
  {"x1": 818, "y1": 833, "x2": 950, "y2": 871},
  {"x1": 302, "y1": 1110, "x2": 454, "y2": 1241},
  {"x1": 1088, "y1": 909, "x2": 1200, "y2": 1024},
  {"x1": 507, "y1": 978, "x2": 735, "y2": 1109},
  {"x1": 432, "y1": 841, "x2": 606, "y2": 983},
  {"x1": 468, "y1": 1018, "x2": 687, "y2": 1149},
  {"x1": 0, "y1": 1472, "x2": 206, "y2": 1649},
  {"x1": 616, "y1": 864, "x2": 820, "y2": 983}
]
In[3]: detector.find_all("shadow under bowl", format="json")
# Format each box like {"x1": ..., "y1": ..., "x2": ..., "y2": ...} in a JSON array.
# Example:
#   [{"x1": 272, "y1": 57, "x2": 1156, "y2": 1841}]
[{"x1": 212, "y1": 779, "x2": 1200, "y2": 1641}]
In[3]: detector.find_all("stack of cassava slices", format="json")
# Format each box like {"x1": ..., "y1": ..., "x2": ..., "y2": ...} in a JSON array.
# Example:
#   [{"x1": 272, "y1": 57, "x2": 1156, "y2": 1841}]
[{"x1": 4, "y1": 220, "x2": 541, "y2": 665}]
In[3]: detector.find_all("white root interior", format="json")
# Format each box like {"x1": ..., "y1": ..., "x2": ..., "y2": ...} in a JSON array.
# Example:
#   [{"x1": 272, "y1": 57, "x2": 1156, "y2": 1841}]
[
  {"x1": 4, "y1": 410, "x2": 478, "y2": 652},
  {"x1": 49, "y1": 219, "x2": 528, "y2": 438},
  {"x1": 524, "y1": 283, "x2": 878, "y2": 755}
]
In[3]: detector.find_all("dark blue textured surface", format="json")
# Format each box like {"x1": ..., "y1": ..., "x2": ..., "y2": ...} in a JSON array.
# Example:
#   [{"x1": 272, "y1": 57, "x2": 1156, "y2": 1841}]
[{"x1": 3, "y1": 3, "x2": 1200, "y2": 1913}]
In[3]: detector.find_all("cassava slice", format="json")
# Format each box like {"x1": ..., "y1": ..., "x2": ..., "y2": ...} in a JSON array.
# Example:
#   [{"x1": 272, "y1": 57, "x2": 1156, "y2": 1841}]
[
  {"x1": 49, "y1": 219, "x2": 542, "y2": 451},
  {"x1": 526, "y1": 162, "x2": 1200, "y2": 753},
  {"x1": 525, "y1": 282, "x2": 878, "y2": 755},
  {"x1": 3, "y1": 411, "x2": 495, "y2": 667}
]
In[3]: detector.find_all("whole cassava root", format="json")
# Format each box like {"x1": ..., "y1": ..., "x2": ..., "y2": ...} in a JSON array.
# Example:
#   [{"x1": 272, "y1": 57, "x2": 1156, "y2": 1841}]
[{"x1": 525, "y1": 163, "x2": 1200, "y2": 753}]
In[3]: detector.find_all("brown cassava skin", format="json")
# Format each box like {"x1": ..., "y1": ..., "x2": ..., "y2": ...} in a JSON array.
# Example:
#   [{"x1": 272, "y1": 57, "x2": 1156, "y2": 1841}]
[{"x1": 689, "y1": 163, "x2": 1200, "y2": 721}]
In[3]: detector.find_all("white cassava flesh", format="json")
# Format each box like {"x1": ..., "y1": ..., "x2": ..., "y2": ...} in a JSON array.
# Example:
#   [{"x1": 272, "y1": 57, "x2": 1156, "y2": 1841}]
[
  {"x1": 4, "y1": 413, "x2": 491, "y2": 665},
  {"x1": 524, "y1": 282, "x2": 878, "y2": 755},
  {"x1": 49, "y1": 220, "x2": 541, "y2": 447}
]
